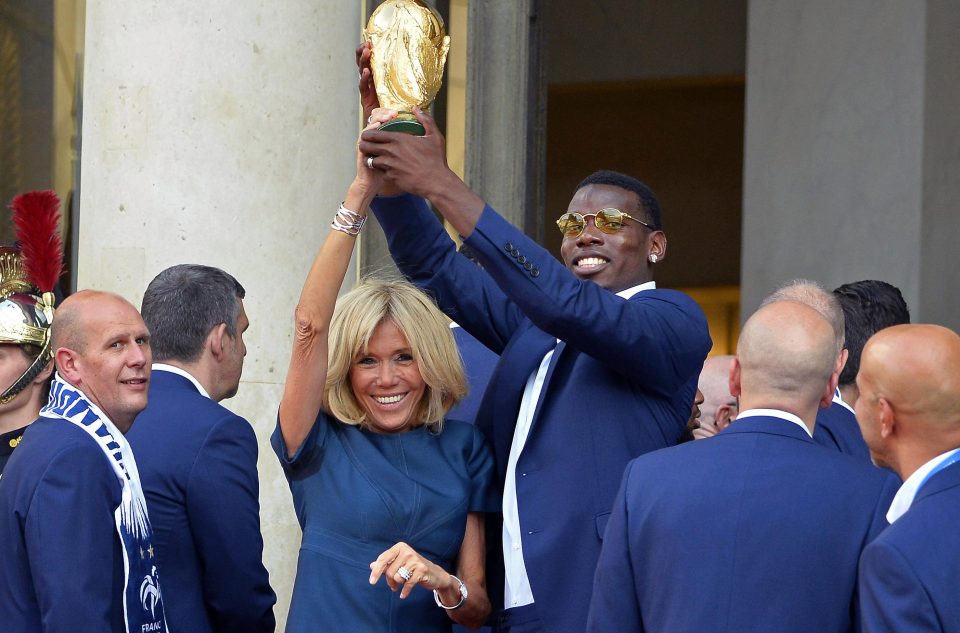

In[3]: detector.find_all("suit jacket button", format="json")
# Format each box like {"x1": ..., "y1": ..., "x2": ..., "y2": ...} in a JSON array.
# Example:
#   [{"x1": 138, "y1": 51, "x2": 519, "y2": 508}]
[
  {"x1": 517, "y1": 255, "x2": 527, "y2": 264},
  {"x1": 511, "y1": 249, "x2": 520, "y2": 258},
  {"x1": 523, "y1": 261, "x2": 532, "y2": 271},
  {"x1": 531, "y1": 268, "x2": 540, "y2": 277},
  {"x1": 504, "y1": 243, "x2": 514, "y2": 252}
]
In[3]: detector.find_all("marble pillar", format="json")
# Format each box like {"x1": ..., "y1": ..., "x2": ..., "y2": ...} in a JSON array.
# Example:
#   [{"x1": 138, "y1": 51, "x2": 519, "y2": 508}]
[
  {"x1": 77, "y1": 1, "x2": 362, "y2": 626},
  {"x1": 743, "y1": 0, "x2": 960, "y2": 329},
  {"x1": 466, "y1": 0, "x2": 545, "y2": 239}
]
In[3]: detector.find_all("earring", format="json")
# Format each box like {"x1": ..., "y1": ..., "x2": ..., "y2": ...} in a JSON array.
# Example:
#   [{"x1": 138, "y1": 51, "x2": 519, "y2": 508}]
[{"x1": 649, "y1": 254, "x2": 658, "y2": 263}]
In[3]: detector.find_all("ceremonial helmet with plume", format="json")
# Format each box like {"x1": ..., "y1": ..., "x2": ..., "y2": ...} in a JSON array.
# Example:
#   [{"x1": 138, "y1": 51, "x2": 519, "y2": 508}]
[{"x1": 0, "y1": 191, "x2": 64, "y2": 404}]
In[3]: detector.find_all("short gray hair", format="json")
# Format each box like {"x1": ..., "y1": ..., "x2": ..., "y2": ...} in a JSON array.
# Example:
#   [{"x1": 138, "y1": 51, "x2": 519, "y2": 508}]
[
  {"x1": 761, "y1": 279, "x2": 845, "y2": 354},
  {"x1": 141, "y1": 264, "x2": 245, "y2": 363}
]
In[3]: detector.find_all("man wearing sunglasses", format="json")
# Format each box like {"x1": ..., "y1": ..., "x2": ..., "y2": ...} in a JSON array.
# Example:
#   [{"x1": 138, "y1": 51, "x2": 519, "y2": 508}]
[{"x1": 360, "y1": 105, "x2": 711, "y2": 633}]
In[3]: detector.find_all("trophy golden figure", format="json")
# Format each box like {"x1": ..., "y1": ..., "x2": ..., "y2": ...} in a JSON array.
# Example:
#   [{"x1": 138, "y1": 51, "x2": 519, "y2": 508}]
[{"x1": 364, "y1": 0, "x2": 450, "y2": 135}]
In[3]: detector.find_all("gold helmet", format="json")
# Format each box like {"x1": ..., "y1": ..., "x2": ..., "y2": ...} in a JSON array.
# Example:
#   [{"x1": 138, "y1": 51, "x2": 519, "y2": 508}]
[{"x1": 0, "y1": 191, "x2": 63, "y2": 404}]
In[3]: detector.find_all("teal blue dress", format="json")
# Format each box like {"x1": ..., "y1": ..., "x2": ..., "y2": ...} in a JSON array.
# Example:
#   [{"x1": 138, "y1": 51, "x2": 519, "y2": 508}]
[{"x1": 272, "y1": 412, "x2": 498, "y2": 633}]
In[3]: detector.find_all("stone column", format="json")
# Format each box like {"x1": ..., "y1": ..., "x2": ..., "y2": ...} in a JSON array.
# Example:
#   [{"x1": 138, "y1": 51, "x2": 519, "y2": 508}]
[
  {"x1": 742, "y1": 0, "x2": 960, "y2": 329},
  {"x1": 77, "y1": 1, "x2": 362, "y2": 626},
  {"x1": 466, "y1": 0, "x2": 545, "y2": 239}
]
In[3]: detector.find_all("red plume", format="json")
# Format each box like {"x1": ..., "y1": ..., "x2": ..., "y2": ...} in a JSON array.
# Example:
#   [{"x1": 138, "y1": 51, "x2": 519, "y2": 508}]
[{"x1": 9, "y1": 190, "x2": 64, "y2": 294}]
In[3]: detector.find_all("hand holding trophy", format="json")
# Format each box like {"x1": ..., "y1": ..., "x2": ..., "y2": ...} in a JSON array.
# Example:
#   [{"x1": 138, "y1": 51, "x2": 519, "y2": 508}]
[{"x1": 363, "y1": 0, "x2": 450, "y2": 135}]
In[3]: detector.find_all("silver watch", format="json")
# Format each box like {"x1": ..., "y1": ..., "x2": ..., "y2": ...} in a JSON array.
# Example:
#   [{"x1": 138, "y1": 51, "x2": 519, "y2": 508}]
[{"x1": 434, "y1": 574, "x2": 468, "y2": 610}]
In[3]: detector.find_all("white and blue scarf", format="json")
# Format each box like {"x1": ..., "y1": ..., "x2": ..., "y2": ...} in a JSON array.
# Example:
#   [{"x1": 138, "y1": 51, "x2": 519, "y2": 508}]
[{"x1": 42, "y1": 375, "x2": 169, "y2": 633}]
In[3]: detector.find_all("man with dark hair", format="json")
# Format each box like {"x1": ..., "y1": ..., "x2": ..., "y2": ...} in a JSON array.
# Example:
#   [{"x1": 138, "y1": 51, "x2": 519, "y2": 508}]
[
  {"x1": 359, "y1": 103, "x2": 710, "y2": 632},
  {"x1": 127, "y1": 264, "x2": 276, "y2": 633},
  {"x1": 0, "y1": 291, "x2": 169, "y2": 632},
  {"x1": 588, "y1": 299, "x2": 898, "y2": 633},
  {"x1": 833, "y1": 280, "x2": 910, "y2": 397},
  {"x1": 576, "y1": 169, "x2": 663, "y2": 231},
  {"x1": 814, "y1": 279, "x2": 910, "y2": 458},
  {"x1": 855, "y1": 324, "x2": 960, "y2": 632}
]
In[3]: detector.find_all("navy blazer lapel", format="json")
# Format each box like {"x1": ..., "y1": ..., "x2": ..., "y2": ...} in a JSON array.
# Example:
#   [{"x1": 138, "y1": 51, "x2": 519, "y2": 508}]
[
  {"x1": 722, "y1": 416, "x2": 816, "y2": 443},
  {"x1": 476, "y1": 326, "x2": 558, "y2": 476},
  {"x1": 527, "y1": 340, "x2": 566, "y2": 436}
]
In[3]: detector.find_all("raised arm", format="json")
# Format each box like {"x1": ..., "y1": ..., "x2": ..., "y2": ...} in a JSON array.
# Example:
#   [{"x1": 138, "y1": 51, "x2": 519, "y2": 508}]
[
  {"x1": 361, "y1": 110, "x2": 711, "y2": 395},
  {"x1": 277, "y1": 116, "x2": 390, "y2": 457},
  {"x1": 358, "y1": 107, "x2": 483, "y2": 237}
]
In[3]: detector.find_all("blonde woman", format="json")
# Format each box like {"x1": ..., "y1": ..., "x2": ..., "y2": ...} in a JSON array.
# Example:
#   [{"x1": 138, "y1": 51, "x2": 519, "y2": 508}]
[{"x1": 272, "y1": 115, "x2": 496, "y2": 632}]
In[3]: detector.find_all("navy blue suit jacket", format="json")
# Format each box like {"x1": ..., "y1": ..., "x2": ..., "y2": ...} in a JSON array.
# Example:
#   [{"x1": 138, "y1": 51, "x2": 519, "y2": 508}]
[
  {"x1": 0, "y1": 417, "x2": 127, "y2": 632},
  {"x1": 859, "y1": 459, "x2": 960, "y2": 632},
  {"x1": 588, "y1": 415, "x2": 899, "y2": 633},
  {"x1": 373, "y1": 194, "x2": 711, "y2": 633},
  {"x1": 127, "y1": 370, "x2": 275, "y2": 633},
  {"x1": 448, "y1": 325, "x2": 499, "y2": 425},
  {"x1": 814, "y1": 395, "x2": 871, "y2": 460}
]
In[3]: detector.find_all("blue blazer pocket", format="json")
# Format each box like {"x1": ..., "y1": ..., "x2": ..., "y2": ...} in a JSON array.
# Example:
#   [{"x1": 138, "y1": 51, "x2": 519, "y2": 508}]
[{"x1": 595, "y1": 511, "x2": 611, "y2": 540}]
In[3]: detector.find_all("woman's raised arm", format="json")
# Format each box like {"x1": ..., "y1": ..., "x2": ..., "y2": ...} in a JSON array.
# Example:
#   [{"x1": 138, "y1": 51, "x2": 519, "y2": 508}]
[{"x1": 277, "y1": 114, "x2": 393, "y2": 456}]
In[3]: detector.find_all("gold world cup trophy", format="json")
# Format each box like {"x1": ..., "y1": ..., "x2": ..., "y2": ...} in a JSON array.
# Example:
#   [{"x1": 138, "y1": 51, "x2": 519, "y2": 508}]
[{"x1": 364, "y1": 0, "x2": 450, "y2": 136}]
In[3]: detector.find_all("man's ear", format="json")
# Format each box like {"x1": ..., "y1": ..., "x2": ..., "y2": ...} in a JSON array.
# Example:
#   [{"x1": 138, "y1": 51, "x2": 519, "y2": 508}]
[
  {"x1": 649, "y1": 231, "x2": 667, "y2": 263},
  {"x1": 878, "y1": 398, "x2": 896, "y2": 439},
  {"x1": 55, "y1": 348, "x2": 81, "y2": 385},
  {"x1": 208, "y1": 323, "x2": 229, "y2": 362},
  {"x1": 729, "y1": 357, "x2": 742, "y2": 398},
  {"x1": 836, "y1": 348, "x2": 849, "y2": 377},
  {"x1": 716, "y1": 404, "x2": 735, "y2": 431},
  {"x1": 820, "y1": 358, "x2": 842, "y2": 409}
]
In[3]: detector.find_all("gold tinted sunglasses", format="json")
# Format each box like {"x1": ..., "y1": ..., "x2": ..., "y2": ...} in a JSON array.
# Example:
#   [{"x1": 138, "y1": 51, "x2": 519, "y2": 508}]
[{"x1": 556, "y1": 208, "x2": 655, "y2": 238}]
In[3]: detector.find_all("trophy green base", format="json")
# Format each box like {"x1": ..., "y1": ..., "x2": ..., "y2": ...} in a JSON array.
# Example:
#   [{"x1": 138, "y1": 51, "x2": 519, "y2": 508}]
[{"x1": 379, "y1": 113, "x2": 425, "y2": 136}]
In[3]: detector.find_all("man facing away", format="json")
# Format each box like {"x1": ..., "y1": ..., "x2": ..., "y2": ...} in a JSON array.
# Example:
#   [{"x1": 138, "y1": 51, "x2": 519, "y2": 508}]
[
  {"x1": 587, "y1": 299, "x2": 898, "y2": 633},
  {"x1": 126, "y1": 264, "x2": 276, "y2": 633},
  {"x1": 856, "y1": 324, "x2": 960, "y2": 632},
  {"x1": 358, "y1": 98, "x2": 711, "y2": 631},
  {"x1": 0, "y1": 291, "x2": 169, "y2": 633},
  {"x1": 813, "y1": 280, "x2": 910, "y2": 458}
]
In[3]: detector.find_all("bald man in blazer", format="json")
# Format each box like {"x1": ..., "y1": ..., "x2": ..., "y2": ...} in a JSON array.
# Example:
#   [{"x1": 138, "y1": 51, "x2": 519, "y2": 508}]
[
  {"x1": 855, "y1": 324, "x2": 960, "y2": 633},
  {"x1": 588, "y1": 299, "x2": 899, "y2": 633}
]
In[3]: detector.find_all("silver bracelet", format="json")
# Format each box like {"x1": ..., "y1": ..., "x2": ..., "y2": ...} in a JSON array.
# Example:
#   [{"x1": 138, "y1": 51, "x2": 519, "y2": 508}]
[
  {"x1": 330, "y1": 202, "x2": 366, "y2": 236},
  {"x1": 434, "y1": 574, "x2": 468, "y2": 610}
]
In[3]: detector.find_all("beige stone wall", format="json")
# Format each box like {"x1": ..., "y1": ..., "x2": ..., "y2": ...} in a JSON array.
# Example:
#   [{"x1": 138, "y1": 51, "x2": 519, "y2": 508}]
[
  {"x1": 743, "y1": 0, "x2": 960, "y2": 330},
  {"x1": 77, "y1": 1, "x2": 363, "y2": 626}
]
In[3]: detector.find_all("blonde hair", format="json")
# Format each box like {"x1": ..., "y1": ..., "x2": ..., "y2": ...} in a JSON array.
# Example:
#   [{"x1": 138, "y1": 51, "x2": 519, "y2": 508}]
[{"x1": 324, "y1": 279, "x2": 467, "y2": 431}]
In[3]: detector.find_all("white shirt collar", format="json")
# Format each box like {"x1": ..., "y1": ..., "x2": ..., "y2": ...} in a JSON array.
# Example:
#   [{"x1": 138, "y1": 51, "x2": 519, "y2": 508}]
[
  {"x1": 735, "y1": 408, "x2": 813, "y2": 437},
  {"x1": 886, "y1": 448, "x2": 960, "y2": 524},
  {"x1": 151, "y1": 363, "x2": 211, "y2": 399},
  {"x1": 832, "y1": 388, "x2": 856, "y2": 416},
  {"x1": 617, "y1": 280, "x2": 656, "y2": 300}
]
